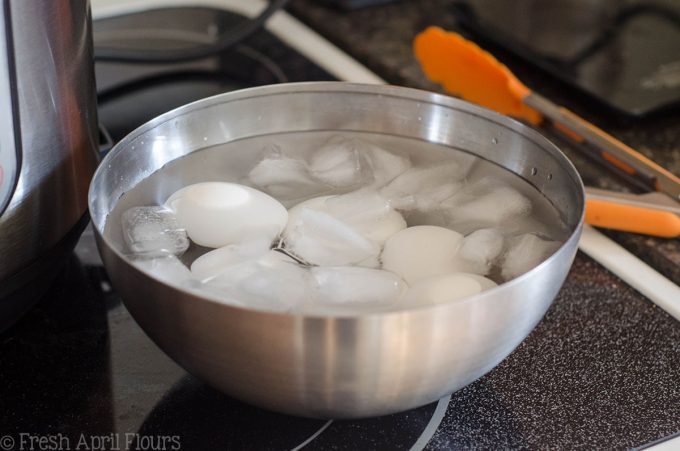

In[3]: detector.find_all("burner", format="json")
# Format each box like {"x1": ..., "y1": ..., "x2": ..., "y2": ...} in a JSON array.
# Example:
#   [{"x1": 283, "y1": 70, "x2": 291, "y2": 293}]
[
  {"x1": 135, "y1": 378, "x2": 447, "y2": 450},
  {"x1": 94, "y1": 7, "x2": 333, "y2": 141}
]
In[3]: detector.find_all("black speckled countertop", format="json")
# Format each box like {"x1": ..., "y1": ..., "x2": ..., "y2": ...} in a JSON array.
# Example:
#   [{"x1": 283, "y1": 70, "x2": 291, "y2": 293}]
[{"x1": 1, "y1": 3, "x2": 679, "y2": 450}]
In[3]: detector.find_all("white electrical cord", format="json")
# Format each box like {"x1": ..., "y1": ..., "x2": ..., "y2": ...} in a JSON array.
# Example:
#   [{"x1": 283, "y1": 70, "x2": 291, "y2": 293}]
[{"x1": 579, "y1": 225, "x2": 680, "y2": 321}]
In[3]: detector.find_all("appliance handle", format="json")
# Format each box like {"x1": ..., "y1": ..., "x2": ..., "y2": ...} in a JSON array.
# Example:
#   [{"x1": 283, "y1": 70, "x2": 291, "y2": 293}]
[{"x1": 0, "y1": 0, "x2": 22, "y2": 217}]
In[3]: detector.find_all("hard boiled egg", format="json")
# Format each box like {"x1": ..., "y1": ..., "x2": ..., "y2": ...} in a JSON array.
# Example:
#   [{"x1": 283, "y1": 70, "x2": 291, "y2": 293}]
[{"x1": 166, "y1": 182, "x2": 288, "y2": 248}]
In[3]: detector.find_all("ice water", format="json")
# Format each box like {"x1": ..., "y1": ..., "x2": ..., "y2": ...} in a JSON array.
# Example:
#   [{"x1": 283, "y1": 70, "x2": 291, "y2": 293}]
[{"x1": 104, "y1": 131, "x2": 569, "y2": 313}]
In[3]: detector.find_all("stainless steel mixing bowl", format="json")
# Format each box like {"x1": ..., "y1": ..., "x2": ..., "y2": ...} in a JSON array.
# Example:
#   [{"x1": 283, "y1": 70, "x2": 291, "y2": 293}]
[{"x1": 89, "y1": 82, "x2": 584, "y2": 418}]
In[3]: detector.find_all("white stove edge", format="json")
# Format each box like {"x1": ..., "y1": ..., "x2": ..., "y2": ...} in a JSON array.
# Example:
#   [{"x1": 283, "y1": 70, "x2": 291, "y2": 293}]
[{"x1": 90, "y1": 1, "x2": 680, "y2": 449}]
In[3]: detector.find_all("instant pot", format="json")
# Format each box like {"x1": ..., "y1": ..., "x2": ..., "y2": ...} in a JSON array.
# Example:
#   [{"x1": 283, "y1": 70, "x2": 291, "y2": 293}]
[{"x1": 0, "y1": 1, "x2": 98, "y2": 330}]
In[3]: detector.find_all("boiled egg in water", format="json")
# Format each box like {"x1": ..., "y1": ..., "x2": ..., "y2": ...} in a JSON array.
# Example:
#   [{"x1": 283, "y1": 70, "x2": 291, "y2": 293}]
[{"x1": 165, "y1": 182, "x2": 288, "y2": 249}]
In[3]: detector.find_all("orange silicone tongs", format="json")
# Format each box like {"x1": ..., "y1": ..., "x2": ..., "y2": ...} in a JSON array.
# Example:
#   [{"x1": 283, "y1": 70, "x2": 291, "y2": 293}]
[{"x1": 413, "y1": 26, "x2": 680, "y2": 238}]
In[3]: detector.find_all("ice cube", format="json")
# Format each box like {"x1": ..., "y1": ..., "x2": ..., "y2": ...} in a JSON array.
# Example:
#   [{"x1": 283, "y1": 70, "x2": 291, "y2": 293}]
[
  {"x1": 206, "y1": 252, "x2": 312, "y2": 312},
  {"x1": 455, "y1": 228, "x2": 505, "y2": 275},
  {"x1": 363, "y1": 140, "x2": 411, "y2": 187},
  {"x1": 381, "y1": 225, "x2": 464, "y2": 285},
  {"x1": 402, "y1": 273, "x2": 483, "y2": 306},
  {"x1": 442, "y1": 178, "x2": 532, "y2": 234},
  {"x1": 190, "y1": 238, "x2": 273, "y2": 281},
  {"x1": 308, "y1": 266, "x2": 407, "y2": 307},
  {"x1": 501, "y1": 233, "x2": 560, "y2": 280},
  {"x1": 407, "y1": 183, "x2": 462, "y2": 212},
  {"x1": 283, "y1": 196, "x2": 332, "y2": 241},
  {"x1": 133, "y1": 255, "x2": 194, "y2": 284},
  {"x1": 247, "y1": 144, "x2": 326, "y2": 204},
  {"x1": 503, "y1": 213, "x2": 569, "y2": 241},
  {"x1": 283, "y1": 192, "x2": 406, "y2": 262},
  {"x1": 450, "y1": 151, "x2": 479, "y2": 176},
  {"x1": 121, "y1": 206, "x2": 189, "y2": 257},
  {"x1": 322, "y1": 190, "x2": 408, "y2": 244},
  {"x1": 308, "y1": 135, "x2": 372, "y2": 188},
  {"x1": 380, "y1": 161, "x2": 467, "y2": 211},
  {"x1": 182, "y1": 279, "x2": 248, "y2": 307},
  {"x1": 323, "y1": 189, "x2": 391, "y2": 222},
  {"x1": 284, "y1": 207, "x2": 380, "y2": 266},
  {"x1": 184, "y1": 251, "x2": 302, "y2": 309}
]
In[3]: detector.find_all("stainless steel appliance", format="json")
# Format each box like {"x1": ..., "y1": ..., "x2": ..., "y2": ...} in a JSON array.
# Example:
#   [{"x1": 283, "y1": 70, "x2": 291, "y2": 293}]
[
  {"x1": 90, "y1": 82, "x2": 584, "y2": 418},
  {"x1": 0, "y1": 1, "x2": 98, "y2": 330}
]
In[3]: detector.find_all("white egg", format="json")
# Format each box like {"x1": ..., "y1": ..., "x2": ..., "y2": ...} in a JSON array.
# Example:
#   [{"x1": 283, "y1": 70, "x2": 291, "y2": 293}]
[
  {"x1": 164, "y1": 185, "x2": 191, "y2": 211},
  {"x1": 460, "y1": 273, "x2": 498, "y2": 291},
  {"x1": 168, "y1": 182, "x2": 288, "y2": 248},
  {"x1": 403, "y1": 273, "x2": 483, "y2": 306},
  {"x1": 381, "y1": 225, "x2": 464, "y2": 285}
]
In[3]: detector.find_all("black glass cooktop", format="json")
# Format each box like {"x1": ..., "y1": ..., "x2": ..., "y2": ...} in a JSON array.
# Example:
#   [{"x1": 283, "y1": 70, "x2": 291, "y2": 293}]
[
  {"x1": 94, "y1": 6, "x2": 335, "y2": 142},
  {"x1": 1, "y1": 6, "x2": 679, "y2": 451},
  {"x1": 454, "y1": 0, "x2": 680, "y2": 118}
]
